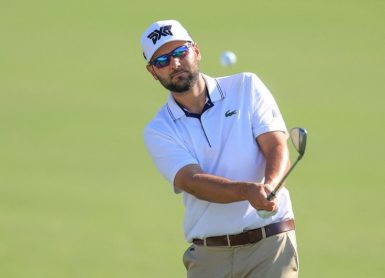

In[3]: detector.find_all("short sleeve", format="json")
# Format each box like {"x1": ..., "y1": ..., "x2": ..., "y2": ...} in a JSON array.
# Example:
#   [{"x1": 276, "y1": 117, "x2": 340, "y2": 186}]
[
  {"x1": 249, "y1": 74, "x2": 288, "y2": 138},
  {"x1": 144, "y1": 125, "x2": 198, "y2": 193}
]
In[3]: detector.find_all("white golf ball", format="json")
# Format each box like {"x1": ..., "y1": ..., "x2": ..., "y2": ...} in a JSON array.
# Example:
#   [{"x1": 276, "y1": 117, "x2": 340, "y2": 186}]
[{"x1": 220, "y1": 51, "x2": 237, "y2": 67}]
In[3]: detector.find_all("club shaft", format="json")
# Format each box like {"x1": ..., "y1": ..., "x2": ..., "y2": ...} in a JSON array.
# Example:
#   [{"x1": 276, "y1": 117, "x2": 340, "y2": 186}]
[{"x1": 267, "y1": 156, "x2": 301, "y2": 201}]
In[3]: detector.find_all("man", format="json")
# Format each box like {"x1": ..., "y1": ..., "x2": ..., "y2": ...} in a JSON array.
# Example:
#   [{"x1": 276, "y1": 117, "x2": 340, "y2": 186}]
[{"x1": 141, "y1": 19, "x2": 299, "y2": 278}]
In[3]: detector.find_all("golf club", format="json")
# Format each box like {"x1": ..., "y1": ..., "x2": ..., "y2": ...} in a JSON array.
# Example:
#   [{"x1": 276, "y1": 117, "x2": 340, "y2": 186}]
[{"x1": 257, "y1": 127, "x2": 307, "y2": 218}]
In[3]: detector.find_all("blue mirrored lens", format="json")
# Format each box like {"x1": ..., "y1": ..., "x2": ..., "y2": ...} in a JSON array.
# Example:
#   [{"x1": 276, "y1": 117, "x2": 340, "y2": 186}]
[
  {"x1": 153, "y1": 56, "x2": 169, "y2": 68},
  {"x1": 172, "y1": 45, "x2": 189, "y2": 58},
  {"x1": 152, "y1": 45, "x2": 190, "y2": 68}
]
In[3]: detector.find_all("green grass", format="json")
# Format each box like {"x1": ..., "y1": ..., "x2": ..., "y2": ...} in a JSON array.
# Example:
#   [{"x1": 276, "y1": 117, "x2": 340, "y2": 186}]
[{"x1": 1, "y1": 0, "x2": 384, "y2": 277}]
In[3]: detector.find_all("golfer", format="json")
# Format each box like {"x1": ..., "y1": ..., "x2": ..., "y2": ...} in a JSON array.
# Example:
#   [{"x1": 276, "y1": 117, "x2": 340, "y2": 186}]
[{"x1": 141, "y1": 19, "x2": 299, "y2": 278}]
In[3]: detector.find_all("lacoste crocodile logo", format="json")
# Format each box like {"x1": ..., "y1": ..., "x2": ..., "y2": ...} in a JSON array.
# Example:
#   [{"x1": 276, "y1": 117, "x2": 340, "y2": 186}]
[{"x1": 225, "y1": 110, "x2": 237, "y2": 117}]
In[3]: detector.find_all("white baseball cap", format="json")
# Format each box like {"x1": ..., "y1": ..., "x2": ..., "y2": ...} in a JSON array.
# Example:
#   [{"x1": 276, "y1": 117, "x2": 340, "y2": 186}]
[{"x1": 140, "y1": 19, "x2": 194, "y2": 63}]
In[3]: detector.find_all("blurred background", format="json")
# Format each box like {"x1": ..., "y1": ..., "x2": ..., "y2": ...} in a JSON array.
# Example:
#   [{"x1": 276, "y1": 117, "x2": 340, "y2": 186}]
[{"x1": 1, "y1": 0, "x2": 384, "y2": 277}]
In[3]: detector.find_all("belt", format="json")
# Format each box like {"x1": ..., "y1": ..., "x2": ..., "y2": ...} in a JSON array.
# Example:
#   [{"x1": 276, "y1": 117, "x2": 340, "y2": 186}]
[{"x1": 192, "y1": 219, "x2": 295, "y2": 247}]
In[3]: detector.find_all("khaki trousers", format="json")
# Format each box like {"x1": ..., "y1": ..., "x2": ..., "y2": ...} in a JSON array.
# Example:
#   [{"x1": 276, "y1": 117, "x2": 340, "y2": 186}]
[{"x1": 183, "y1": 230, "x2": 299, "y2": 278}]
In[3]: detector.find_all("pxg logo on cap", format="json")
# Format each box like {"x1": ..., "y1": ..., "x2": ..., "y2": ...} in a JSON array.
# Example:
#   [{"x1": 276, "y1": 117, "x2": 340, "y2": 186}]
[
  {"x1": 148, "y1": 25, "x2": 173, "y2": 45},
  {"x1": 141, "y1": 19, "x2": 194, "y2": 62}
]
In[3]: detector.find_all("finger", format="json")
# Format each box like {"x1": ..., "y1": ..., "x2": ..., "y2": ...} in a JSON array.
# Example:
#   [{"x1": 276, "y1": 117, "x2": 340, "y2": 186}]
[{"x1": 264, "y1": 198, "x2": 278, "y2": 211}]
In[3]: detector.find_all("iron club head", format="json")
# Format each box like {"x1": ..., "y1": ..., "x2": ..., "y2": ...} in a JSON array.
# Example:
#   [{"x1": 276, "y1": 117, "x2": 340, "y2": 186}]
[{"x1": 290, "y1": 127, "x2": 307, "y2": 159}]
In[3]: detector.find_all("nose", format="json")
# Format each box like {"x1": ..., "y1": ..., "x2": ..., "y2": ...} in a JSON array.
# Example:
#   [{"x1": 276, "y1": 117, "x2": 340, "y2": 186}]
[{"x1": 169, "y1": 56, "x2": 182, "y2": 69}]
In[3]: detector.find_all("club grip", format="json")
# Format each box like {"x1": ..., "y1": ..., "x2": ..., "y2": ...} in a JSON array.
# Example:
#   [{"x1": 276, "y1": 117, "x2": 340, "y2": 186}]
[{"x1": 267, "y1": 192, "x2": 276, "y2": 201}]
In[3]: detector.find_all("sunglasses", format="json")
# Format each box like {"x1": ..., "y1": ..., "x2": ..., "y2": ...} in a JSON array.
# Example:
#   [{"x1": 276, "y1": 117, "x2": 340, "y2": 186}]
[{"x1": 149, "y1": 43, "x2": 192, "y2": 69}]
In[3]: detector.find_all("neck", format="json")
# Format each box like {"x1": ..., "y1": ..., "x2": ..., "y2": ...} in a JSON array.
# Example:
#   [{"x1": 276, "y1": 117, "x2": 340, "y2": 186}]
[{"x1": 172, "y1": 74, "x2": 207, "y2": 114}]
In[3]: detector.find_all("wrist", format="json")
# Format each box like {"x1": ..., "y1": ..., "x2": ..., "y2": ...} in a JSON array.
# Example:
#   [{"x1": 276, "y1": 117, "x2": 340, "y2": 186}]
[
  {"x1": 264, "y1": 178, "x2": 278, "y2": 187},
  {"x1": 240, "y1": 182, "x2": 254, "y2": 201}
]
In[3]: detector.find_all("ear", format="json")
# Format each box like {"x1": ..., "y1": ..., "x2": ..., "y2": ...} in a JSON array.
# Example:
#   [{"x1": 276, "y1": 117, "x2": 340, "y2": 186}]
[
  {"x1": 146, "y1": 65, "x2": 158, "y2": 80},
  {"x1": 192, "y1": 43, "x2": 202, "y2": 61}
]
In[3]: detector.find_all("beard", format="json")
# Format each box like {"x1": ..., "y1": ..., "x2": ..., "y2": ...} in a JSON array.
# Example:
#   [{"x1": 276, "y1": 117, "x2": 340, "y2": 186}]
[{"x1": 157, "y1": 68, "x2": 200, "y2": 93}]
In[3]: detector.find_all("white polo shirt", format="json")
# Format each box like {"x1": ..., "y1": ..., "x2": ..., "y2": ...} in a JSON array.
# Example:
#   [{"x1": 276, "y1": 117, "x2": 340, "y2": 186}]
[{"x1": 144, "y1": 72, "x2": 294, "y2": 242}]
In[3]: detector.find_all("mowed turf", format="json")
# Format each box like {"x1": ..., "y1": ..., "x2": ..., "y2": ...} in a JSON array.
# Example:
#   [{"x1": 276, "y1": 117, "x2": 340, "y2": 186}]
[{"x1": 1, "y1": 0, "x2": 384, "y2": 277}]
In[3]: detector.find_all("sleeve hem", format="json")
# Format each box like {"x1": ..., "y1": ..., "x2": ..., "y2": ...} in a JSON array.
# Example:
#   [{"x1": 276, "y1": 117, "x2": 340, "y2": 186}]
[
  {"x1": 168, "y1": 160, "x2": 199, "y2": 194},
  {"x1": 253, "y1": 124, "x2": 288, "y2": 140}
]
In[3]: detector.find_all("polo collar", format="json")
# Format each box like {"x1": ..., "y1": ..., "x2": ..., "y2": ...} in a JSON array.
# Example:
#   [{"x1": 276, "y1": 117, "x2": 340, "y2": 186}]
[{"x1": 166, "y1": 74, "x2": 226, "y2": 121}]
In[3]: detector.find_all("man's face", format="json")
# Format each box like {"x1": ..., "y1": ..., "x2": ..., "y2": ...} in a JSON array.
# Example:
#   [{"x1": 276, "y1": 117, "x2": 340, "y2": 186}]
[{"x1": 146, "y1": 40, "x2": 201, "y2": 93}]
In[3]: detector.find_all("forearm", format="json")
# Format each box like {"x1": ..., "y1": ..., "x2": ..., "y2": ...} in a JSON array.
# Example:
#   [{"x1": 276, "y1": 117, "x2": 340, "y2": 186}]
[
  {"x1": 174, "y1": 164, "x2": 277, "y2": 211},
  {"x1": 264, "y1": 144, "x2": 290, "y2": 185},
  {"x1": 256, "y1": 131, "x2": 290, "y2": 186},
  {"x1": 186, "y1": 173, "x2": 252, "y2": 203},
  {"x1": 175, "y1": 167, "x2": 250, "y2": 203}
]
